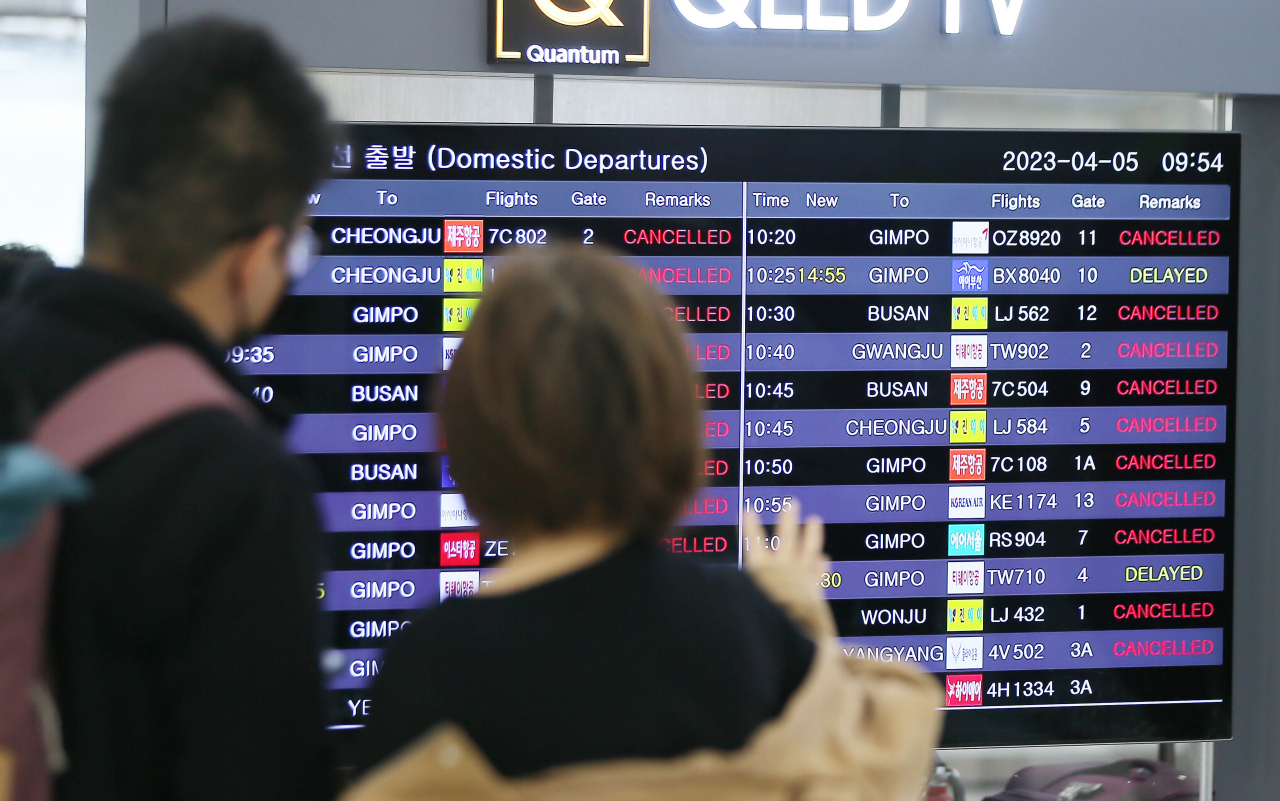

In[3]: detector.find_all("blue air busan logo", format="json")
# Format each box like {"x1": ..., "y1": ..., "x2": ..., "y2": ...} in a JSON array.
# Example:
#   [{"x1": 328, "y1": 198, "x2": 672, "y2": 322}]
[
  {"x1": 490, "y1": 0, "x2": 651, "y2": 65},
  {"x1": 952, "y1": 259, "x2": 988, "y2": 292}
]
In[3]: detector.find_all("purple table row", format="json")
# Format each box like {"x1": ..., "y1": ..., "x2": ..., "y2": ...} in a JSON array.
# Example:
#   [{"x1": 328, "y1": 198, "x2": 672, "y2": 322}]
[
  {"x1": 325, "y1": 626, "x2": 1223, "y2": 689},
  {"x1": 292, "y1": 256, "x2": 1230, "y2": 297},
  {"x1": 838, "y1": 628, "x2": 1222, "y2": 672},
  {"x1": 283, "y1": 405, "x2": 1225, "y2": 453},
  {"x1": 241, "y1": 330, "x2": 1227, "y2": 375},
  {"x1": 743, "y1": 331, "x2": 1228, "y2": 372}
]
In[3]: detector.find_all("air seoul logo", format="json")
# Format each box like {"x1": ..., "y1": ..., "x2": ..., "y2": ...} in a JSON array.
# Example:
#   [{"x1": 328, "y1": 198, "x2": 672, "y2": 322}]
[
  {"x1": 671, "y1": 0, "x2": 1026, "y2": 36},
  {"x1": 491, "y1": 0, "x2": 650, "y2": 65}
]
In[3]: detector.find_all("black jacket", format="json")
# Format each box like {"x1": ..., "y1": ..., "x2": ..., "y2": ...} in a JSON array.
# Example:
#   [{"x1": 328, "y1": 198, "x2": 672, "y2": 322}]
[{"x1": 0, "y1": 268, "x2": 334, "y2": 801}]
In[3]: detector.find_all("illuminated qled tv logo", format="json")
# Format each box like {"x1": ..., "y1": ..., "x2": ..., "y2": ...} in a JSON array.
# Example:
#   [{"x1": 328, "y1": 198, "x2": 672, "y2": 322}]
[
  {"x1": 491, "y1": 0, "x2": 650, "y2": 64},
  {"x1": 671, "y1": 0, "x2": 1026, "y2": 36}
]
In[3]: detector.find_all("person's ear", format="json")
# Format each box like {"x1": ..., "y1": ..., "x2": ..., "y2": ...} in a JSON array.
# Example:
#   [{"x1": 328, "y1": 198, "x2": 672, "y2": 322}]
[{"x1": 227, "y1": 224, "x2": 289, "y2": 334}]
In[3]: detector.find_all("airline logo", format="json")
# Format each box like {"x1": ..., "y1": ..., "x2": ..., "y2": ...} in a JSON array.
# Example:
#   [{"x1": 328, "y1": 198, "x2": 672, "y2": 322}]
[
  {"x1": 440, "y1": 456, "x2": 456, "y2": 489},
  {"x1": 946, "y1": 636, "x2": 985, "y2": 670},
  {"x1": 950, "y1": 410, "x2": 987, "y2": 443},
  {"x1": 948, "y1": 486, "x2": 986, "y2": 519},
  {"x1": 951, "y1": 335, "x2": 988, "y2": 368},
  {"x1": 948, "y1": 523, "x2": 985, "y2": 557},
  {"x1": 950, "y1": 373, "x2": 988, "y2": 405},
  {"x1": 945, "y1": 674, "x2": 985, "y2": 707},
  {"x1": 440, "y1": 532, "x2": 480, "y2": 566},
  {"x1": 952, "y1": 297, "x2": 989, "y2": 330},
  {"x1": 443, "y1": 258, "x2": 484, "y2": 293},
  {"x1": 443, "y1": 220, "x2": 484, "y2": 253},
  {"x1": 948, "y1": 599, "x2": 985, "y2": 631},
  {"x1": 443, "y1": 298, "x2": 480, "y2": 332},
  {"x1": 953, "y1": 222, "x2": 990, "y2": 255},
  {"x1": 950, "y1": 448, "x2": 987, "y2": 481},
  {"x1": 440, "y1": 493, "x2": 479, "y2": 528},
  {"x1": 952, "y1": 259, "x2": 988, "y2": 292},
  {"x1": 948, "y1": 561, "x2": 985, "y2": 594},
  {"x1": 442, "y1": 337, "x2": 463, "y2": 369},
  {"x1": 439, "y1": 571, "x2": 480, "y2": 601}
]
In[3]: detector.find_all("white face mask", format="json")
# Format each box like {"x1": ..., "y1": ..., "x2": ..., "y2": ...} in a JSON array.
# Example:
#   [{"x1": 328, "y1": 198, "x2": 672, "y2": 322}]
[{"x1": 286, "y1": 225, "x2": 318, "y2": 281}]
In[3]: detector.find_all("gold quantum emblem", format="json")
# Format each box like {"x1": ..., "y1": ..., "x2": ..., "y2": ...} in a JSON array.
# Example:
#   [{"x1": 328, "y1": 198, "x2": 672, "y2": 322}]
[{"x1": 534, "y1": 0, "x2": 623, "y2": 26}]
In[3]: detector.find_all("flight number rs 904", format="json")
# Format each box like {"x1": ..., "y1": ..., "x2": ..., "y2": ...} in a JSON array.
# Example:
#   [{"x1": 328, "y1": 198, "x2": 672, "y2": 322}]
[{"x1": 988, "y1": 530, "x2": 1047, "y2": 548}]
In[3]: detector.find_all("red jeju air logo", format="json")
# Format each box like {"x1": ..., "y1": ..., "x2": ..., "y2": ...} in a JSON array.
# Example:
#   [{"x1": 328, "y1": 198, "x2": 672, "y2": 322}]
[
  {"x1": 443, "y1": 220, "x2": 484, "y2": 253},
  {"x1": 949, "y1": 448, "x2": 987, "y2": 481},
  {"x1": 440, "y1": 532, "x2": 480, "y2": 566},
  {"x1": 950, "y1": 373, "x2": 987, "y2": 405},
  {"x1": 945, "y1": 674, "x2": 984, "y2": 707}
]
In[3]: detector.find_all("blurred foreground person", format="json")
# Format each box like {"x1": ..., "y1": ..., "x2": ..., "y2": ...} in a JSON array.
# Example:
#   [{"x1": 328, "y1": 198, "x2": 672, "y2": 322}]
[
  {"x1": 0, "y1": 244, "x2": 56, "y2": 297},
  {"x1": 0, "y1": 19, "x2": 334, "y2": 801},
  {"x1": 345, "y1": 247, "x2": 942, "y2": 801}
]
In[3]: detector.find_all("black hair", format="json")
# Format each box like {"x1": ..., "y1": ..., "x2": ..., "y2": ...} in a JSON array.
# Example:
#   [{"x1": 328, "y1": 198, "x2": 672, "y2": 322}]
[
  {"x1": 85, "y1": 17, "x2": 330, "y2": 287},
  {"x1": 0, "y1": 244, "x2": 56, "y2": 299}
]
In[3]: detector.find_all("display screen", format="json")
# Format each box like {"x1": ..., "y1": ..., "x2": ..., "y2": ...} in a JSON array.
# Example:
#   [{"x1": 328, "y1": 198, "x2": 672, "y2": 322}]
[{"x1": 239, "y1": 125, "x2": 1238, "y2": 747}]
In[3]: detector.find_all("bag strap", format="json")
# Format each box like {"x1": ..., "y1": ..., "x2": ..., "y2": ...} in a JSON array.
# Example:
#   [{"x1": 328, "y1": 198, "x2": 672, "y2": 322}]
[{"x1": 30, "y1": 343, "x2": 253, "y2": 470}]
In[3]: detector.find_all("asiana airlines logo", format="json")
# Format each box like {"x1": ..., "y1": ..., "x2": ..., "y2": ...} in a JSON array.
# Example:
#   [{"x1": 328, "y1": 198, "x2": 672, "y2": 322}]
[{"x1": 491, "y1": 0, "x2": 650, "y2": 65}]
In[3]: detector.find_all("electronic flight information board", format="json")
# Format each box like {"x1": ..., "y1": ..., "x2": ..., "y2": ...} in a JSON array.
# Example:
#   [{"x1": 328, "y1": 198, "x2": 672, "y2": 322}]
[{"x1": 238, "y1": 125, "x2": 1238, "y2": 747}]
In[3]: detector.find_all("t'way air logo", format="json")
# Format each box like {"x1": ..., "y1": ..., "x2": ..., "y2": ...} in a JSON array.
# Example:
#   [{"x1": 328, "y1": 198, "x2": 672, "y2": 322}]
[
  {"x1": 491, "y1": 0, "x2": 650, "y2": 65},
  {"x1": 950, "y1": 410, "x2": 987, "y2": 443},
  {"x1": 952, "y1": 297, "x2": 989, "y2": 330},
  {"x1": 443, "y1": 298, "x2": 480, "y2": 332},
  {"x1": 948, "y1": 599, "x2": 984, "y2": 631},
  {"x1": 444, "y1": 259, "x2": 484, "y2": 293}
]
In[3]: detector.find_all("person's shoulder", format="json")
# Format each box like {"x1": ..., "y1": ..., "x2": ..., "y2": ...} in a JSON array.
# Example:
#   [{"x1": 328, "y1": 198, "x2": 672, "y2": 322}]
[{"x1": 93, "y1": 405, "x2": 315, "y2": 511}]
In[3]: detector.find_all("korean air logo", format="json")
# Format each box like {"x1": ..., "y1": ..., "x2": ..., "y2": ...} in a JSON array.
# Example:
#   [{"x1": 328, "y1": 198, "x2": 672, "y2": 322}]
[{"x1": 536, "y1": 0, "x2": 623, "y2": 25}]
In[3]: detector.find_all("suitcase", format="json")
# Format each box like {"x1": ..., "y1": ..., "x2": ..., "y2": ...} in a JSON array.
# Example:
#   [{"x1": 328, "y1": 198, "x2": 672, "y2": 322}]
[{"x1": 985, "y1": 759, "x2": 1199, "y2": 801}]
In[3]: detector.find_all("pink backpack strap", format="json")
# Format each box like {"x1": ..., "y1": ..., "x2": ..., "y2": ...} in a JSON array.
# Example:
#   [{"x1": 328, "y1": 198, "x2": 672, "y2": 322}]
[
  {"x1": 2, "y1": 343, "x2": 253, "y2": 801},
  {"x1": 31, "y1": 343, "x2": 253, "y2": 469}
]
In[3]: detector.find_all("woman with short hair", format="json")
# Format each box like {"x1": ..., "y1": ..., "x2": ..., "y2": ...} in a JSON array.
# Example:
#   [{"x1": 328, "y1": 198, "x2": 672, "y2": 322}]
[{"x1": 345, "y1": 246, "x2": 941, "y2": 801}]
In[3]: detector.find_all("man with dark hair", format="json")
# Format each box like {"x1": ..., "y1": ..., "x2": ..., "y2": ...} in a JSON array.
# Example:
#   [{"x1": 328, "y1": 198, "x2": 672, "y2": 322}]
[
  {"x1": 0, "y1": 243, "x2": 56, "y2": 297},
  {"x1": 0, "y1": 18, "x2": 335, "y2": 801}
]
